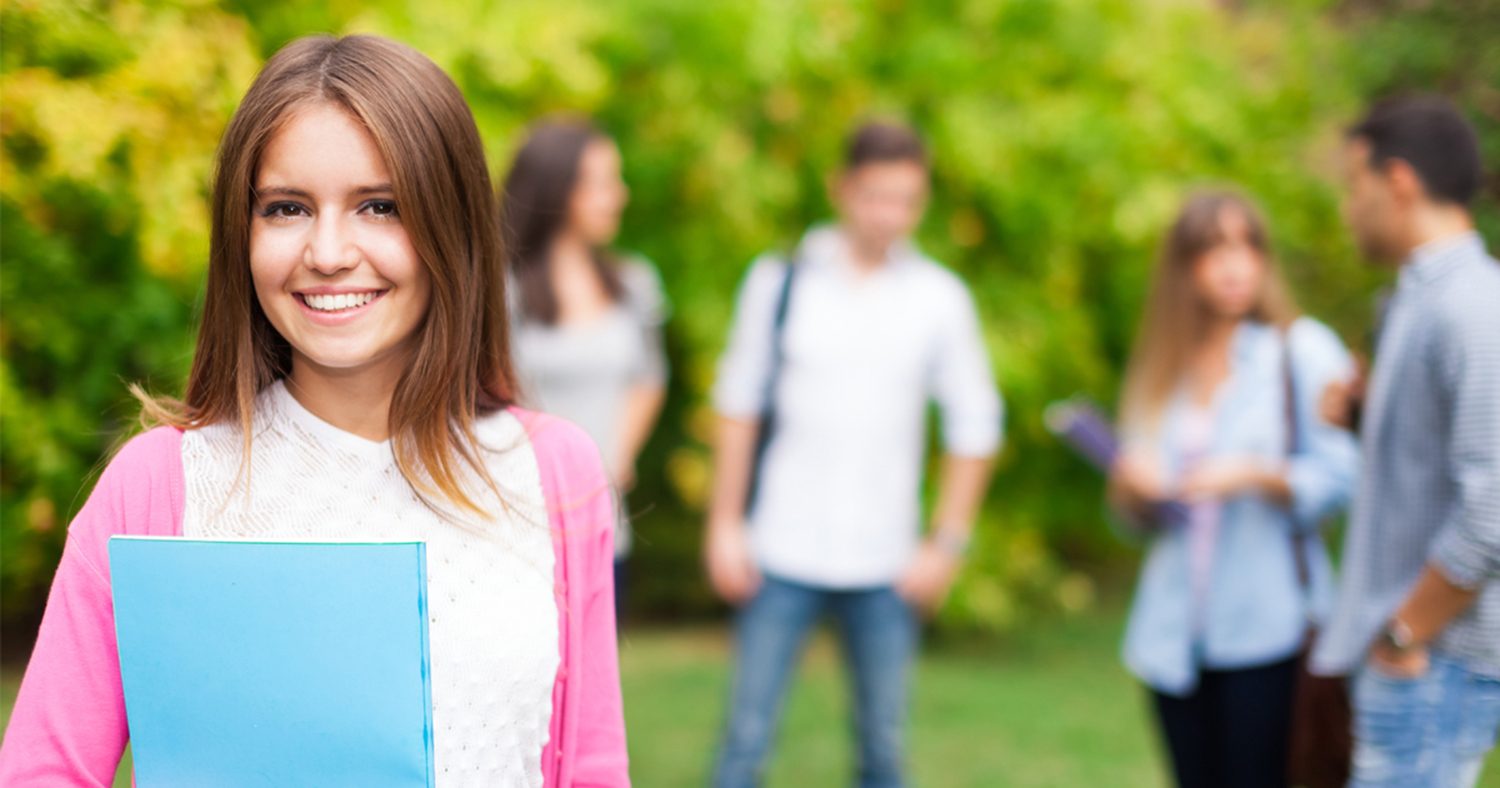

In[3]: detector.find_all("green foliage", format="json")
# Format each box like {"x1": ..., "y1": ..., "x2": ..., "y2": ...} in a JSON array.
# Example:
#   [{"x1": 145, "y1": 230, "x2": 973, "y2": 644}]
[
  {"x1": 1337, "y1": 0, "x2": 1500, "y2": 241},
  {"x1": 1, "y1": 0, "x2": 258, "y2": 625},
  {"x1": 2, "y1": 0, "x2": 1494, "y2": 633}
]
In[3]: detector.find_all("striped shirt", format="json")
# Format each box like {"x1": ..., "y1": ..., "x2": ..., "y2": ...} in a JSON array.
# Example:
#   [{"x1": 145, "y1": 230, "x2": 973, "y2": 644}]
[{"x1": 1312, "y1": 231, "x2": 1500, "y2": 677}]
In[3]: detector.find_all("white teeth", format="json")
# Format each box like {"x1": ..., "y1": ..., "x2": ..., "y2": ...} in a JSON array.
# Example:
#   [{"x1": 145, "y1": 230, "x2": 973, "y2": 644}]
[{"x1": 303, "y1": 292, "x2": 378, "y2": 312}]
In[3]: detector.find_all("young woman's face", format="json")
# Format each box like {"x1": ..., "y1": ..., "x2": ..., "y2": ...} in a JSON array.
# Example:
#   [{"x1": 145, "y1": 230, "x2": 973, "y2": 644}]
[
  {"x1": 250, "y1": 102, "x2": 431, "y2": 384},
  {"x1": 1190, "y1": 207, "x2": 1266, "y2": 321},
  {"x1": 834, "y1": 160, "x2": 929, "y2": 254},
  {"x1": 565, "y1": 138, "x2": 628, "y2": 247}
]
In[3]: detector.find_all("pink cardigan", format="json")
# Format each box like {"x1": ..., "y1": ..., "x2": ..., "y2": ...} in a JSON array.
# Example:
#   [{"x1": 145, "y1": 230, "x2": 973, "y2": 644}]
[{"x1": 0, "y1": 411, "x2": 630, "y2": 786}]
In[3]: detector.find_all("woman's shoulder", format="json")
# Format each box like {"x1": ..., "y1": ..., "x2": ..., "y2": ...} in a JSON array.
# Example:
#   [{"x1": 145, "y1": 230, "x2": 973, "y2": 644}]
[
  {"x1": 507, "y1": 409, "x2": 606, "y2": 482},
  {"x1": 1286, "y1": 315, "x2": 1343, "y2": 349},
  {"x1": 615, "y1": 253, "x2": 658, "y2": 283},
  {"x1": 70, "y1": 425, "x2": 184, "y2": 544},
  {"x1": 615, "y1": 254, "x2": 669, "y2": 321},
  {"x1": 498, "y1": 408, "x2": 603, "y2": 489},
  {"x1": 1286, "y1": 316, "x2": 1353, "y2": 371},
  {"x1": 104, "y1": 425, "x2": 185, "y2": 488}
]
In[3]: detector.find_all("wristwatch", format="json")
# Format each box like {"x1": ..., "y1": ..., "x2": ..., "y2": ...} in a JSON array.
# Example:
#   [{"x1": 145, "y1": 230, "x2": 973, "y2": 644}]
[{"x1": 1378, "y1": 618, "x2": 1418, "y2": 654}]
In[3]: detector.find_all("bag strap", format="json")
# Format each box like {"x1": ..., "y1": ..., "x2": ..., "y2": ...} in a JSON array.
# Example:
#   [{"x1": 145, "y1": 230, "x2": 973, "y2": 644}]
[
  {"x1": 744, "y1": 253, "x2": 799, "y2": 516},
  {"x1": 1280, "y1": 327, "x2": 1313, "y2": 594},
  {"x1": 765, "y1": 255, "x2": 799, "y2": 395}
]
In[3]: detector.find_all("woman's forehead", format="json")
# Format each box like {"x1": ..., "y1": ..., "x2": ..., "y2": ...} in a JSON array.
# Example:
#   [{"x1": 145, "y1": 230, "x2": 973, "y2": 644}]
[{"x1": 256, "y1": 103, "x2": 391, "y2": 192}]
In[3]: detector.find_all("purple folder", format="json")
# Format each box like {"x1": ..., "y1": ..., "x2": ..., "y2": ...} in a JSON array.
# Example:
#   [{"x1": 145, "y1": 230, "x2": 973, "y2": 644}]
[{"x1": 1044, "y1": 398, "x2": 1188, "y2": 527}]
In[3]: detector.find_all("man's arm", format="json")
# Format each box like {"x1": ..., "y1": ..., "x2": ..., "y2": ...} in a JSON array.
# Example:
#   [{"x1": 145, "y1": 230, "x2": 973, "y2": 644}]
[
  {"x1": 702, "y1": 259, "x2": 787, "y2": 605},
  {"x1": 896, "y1": 453, "x2": 994, "y2": 612},
  {"x1": 1371, "y1": 566, "x2": 1480, "y2": 676},
  {"x1": 905, "y1": 277, "x2": 1003, "y2": 612},
  {"x1": 703, "y1": 416, "x2": 763, "y2": 604},
  {"x1": 1374, "y1": 291, "x2": 1500, "y2": 676}
]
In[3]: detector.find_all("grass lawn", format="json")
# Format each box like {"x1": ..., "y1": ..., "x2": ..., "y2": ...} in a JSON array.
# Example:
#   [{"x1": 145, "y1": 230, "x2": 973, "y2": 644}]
[
  {"x1": 4, "y1": 605, "x2": 1495, "y2": 786},
  {"x1": 621, "y1": 607, "x2": 1166, "y2": 787}
]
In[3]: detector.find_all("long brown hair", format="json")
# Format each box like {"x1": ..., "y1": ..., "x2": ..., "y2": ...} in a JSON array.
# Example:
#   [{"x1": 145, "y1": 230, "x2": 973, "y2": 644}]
[
  {"x1": 500, "y1": 119, "x2": 624, "y2": 325},
  {"x1": 136, "y1": 34, "x2": 517, "y2": 517},
  {"x1": 1119, "y1": 190, "x2": 1299, "y2": 431}
]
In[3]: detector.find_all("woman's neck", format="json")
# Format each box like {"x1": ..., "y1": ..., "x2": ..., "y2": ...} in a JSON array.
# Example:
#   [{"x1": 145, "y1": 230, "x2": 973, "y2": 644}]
[
  {"x1": 548, "y1": 231, "x2": 595, "y2": 273},
  {"x1": 546, "y1": 232, "x2": 612, "y2": 324},
  {"x1": 284, "y1": 358, "x2": 405, "y2": 442},
  {"x1": 1187, "y1": 315, "x2": 1241, "y2": 406},
  {"x1": 1199, "y1": 314, "x2": 1240, "y2": 354}
]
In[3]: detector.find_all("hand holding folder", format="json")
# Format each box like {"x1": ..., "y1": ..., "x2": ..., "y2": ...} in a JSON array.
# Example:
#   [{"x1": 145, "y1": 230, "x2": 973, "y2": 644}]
[{"x1": 1044, "y1": 398, "x2": 1189, "y2": 528}]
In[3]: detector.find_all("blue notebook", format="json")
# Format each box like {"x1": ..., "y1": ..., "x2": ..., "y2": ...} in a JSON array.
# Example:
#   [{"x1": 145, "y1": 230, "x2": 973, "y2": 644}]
[{"x1": 109, "y1": 537, "x2": 435, "y2": 787}]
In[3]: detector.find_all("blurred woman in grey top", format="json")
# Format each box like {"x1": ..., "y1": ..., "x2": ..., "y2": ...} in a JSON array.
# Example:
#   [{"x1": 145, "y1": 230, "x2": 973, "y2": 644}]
[{"x1": 502, "y1": 120, "x2": 669, "y2": 607}]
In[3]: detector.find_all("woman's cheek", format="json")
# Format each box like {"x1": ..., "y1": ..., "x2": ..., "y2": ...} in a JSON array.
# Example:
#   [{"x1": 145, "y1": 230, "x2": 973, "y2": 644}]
[
  {"x1": 363, "y1": 226, "x2": 422, "y2": 280},
  {"x1": 248, "y1": 227, "x2": 303, "y2": 280}
]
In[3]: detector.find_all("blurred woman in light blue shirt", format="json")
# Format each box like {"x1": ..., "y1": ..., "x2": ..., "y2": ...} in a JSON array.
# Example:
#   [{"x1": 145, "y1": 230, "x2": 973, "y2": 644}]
[{"x1": 1109, "y1": 190, "x2": 1359, "y2": 788}]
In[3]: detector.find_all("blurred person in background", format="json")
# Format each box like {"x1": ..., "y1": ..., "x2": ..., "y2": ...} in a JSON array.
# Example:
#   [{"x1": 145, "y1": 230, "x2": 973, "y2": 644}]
[
  {"x1": 503, "y1": 119, "x2": 670, "y2": 617},
  {"x1": 1110, "y1": 190, "x2": 1359, "y2": 788},
  {"x1": 704, "y1": 120, "x2": 1003, "y2": 788},
  {"x1": 1312, "y1": 95, "x2": 1500, "y2": 788}
]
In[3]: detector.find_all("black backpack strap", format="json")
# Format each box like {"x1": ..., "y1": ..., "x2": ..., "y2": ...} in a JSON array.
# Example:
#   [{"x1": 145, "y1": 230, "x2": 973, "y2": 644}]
[
  {"x1": 744, "y1": 254, "x2": 799, "y2": 517},
  {"x1": 766, "y1": 257, "x2": 799, "y2": 385}
]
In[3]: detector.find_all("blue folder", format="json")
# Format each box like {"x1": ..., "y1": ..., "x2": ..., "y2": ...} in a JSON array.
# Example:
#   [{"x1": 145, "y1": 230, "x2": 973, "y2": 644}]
[{"x1": 109, "y1": 537, "x2": 435, "y2": 787}]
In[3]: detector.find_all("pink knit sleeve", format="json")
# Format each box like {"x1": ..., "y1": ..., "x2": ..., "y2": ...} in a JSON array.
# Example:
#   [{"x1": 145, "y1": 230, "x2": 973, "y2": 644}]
[
  {"x1": 522, "y1": 410, "x2": 630, "y2": 787},
  {"x1": 0, "y1": 427, "x2": 184, "y2": 785}
]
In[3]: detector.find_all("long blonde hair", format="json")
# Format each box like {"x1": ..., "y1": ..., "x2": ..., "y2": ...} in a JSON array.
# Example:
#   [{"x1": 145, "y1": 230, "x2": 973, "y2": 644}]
[
  {"x1": 135, "y1": 35, "x2": 516, "y2": 517},
  {"x1": 1119, "y1": 190, "x2": 1299, "y2": 431}
]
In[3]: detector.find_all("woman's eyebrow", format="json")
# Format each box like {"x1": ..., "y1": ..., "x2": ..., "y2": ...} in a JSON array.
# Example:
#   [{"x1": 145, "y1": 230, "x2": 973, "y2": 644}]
[
  {"x1": 253, "y1": 185, "x2": 312, "y2": 200},
  {"x1": 252, "y1": 184, "x2": 394, "y2": 200}
]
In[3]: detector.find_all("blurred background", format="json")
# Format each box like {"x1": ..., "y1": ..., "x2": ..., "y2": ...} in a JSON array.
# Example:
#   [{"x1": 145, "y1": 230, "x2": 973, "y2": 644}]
[{"x1": 2, "y1": 0, "x2": 1497, "y2": 784}]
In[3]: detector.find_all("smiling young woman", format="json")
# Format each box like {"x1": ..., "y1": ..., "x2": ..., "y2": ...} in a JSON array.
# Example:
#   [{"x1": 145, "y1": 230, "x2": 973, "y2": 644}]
[
  {"x1": 0, "y1": 35, "x2": 629, "y2": 787},
  {"x1": 246, "y1": 102, "x2": 434, "y2": 443}
]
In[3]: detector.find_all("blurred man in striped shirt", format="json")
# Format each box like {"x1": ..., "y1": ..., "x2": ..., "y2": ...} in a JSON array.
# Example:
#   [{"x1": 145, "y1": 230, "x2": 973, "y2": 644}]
[{"x1": 1314, "y1": 96, "x2": 1500, "y2": 788}]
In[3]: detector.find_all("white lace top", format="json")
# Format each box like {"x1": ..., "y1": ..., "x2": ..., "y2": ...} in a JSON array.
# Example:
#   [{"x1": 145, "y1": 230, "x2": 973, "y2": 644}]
[{"x1": 180, "y1": 380, "x2": 559, "y2": 787}]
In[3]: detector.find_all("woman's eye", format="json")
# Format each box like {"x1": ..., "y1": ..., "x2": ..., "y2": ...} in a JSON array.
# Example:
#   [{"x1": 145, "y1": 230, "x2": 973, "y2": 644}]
[
  {"x1": 259, "y1": 202, "x2": 307, "y2": 219},
  {"x1": 362, "y1": 199, "x2": 399, "y2": 218}
]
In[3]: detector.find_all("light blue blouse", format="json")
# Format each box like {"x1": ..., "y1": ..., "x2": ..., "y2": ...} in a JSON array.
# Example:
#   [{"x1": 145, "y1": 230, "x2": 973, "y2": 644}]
[{"x1": 1121, "y1": 318, "x2": 1360, "y2": 696}]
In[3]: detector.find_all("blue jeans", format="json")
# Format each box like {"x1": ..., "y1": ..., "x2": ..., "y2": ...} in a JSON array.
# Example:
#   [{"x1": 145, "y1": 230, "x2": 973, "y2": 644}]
[
  {"x1": 1351, "y1": 651, "x2": 1500, "y2": 788},
  {"x1": 712, "y1": 574, "x2": 918, "y2": 788}
]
